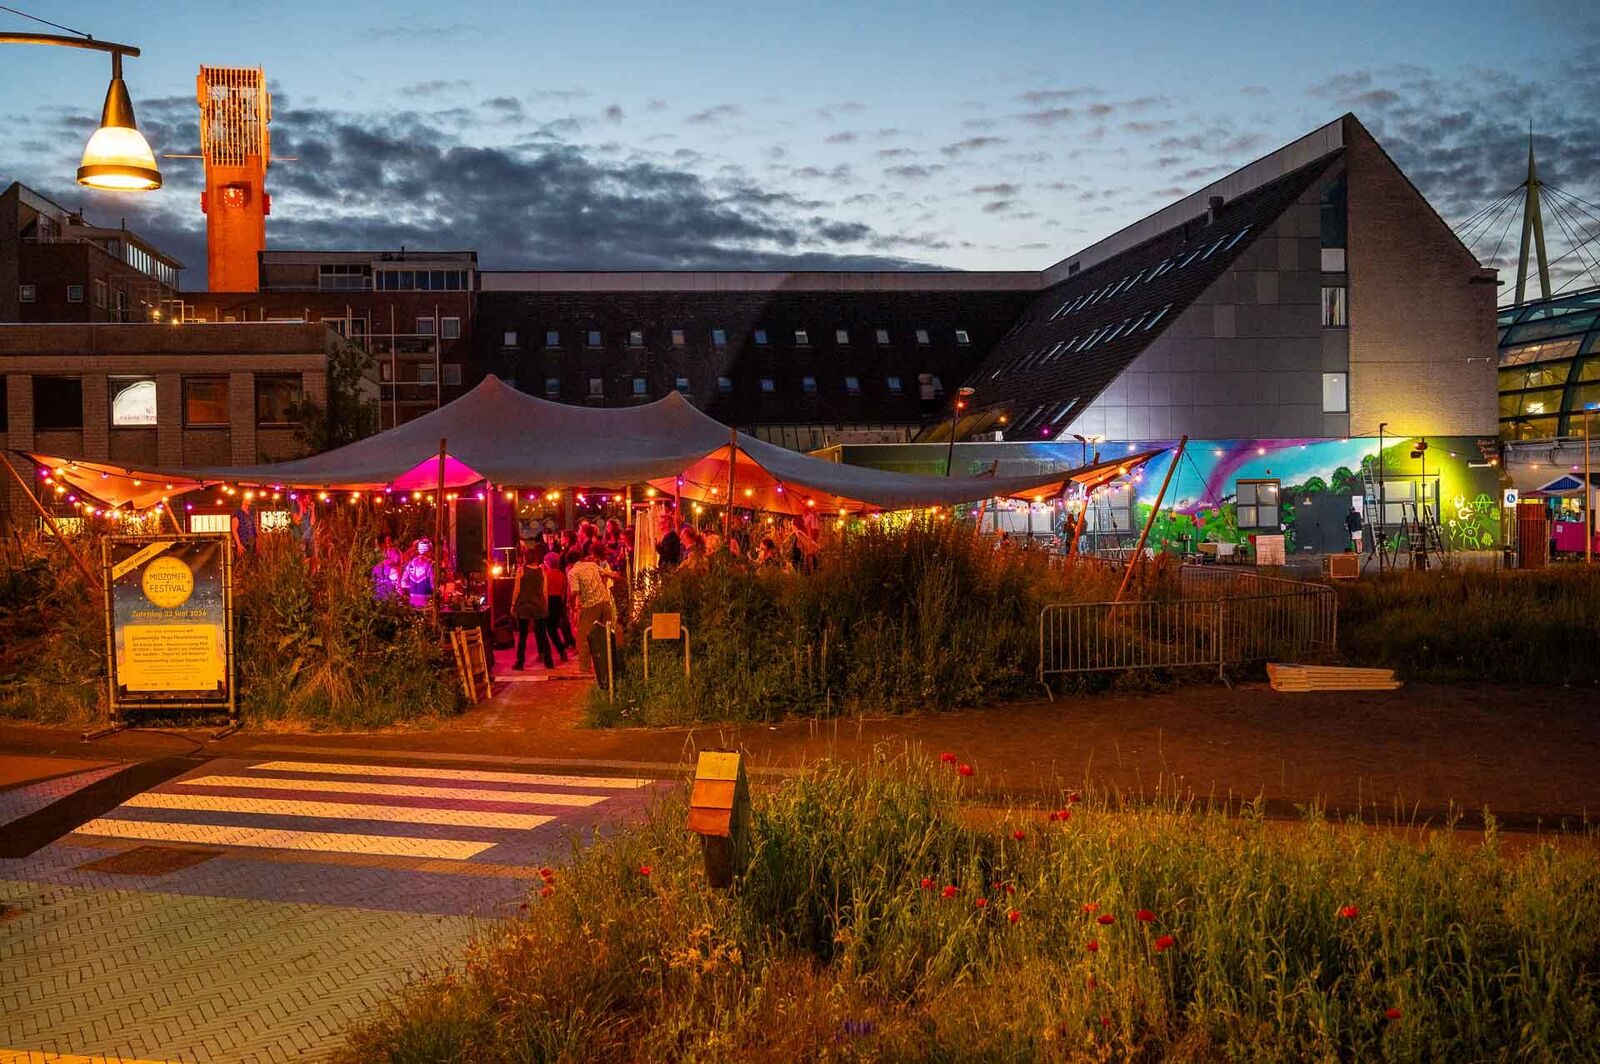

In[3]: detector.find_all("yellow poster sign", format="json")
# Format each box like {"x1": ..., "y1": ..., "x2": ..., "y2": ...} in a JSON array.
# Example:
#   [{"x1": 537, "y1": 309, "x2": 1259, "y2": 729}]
[
  {"x1": 111, "y1": 540, "x2": 172, "y2": 582},
  {"x1": 120, "y1": 624, "x2": 224, "y2": 692}
]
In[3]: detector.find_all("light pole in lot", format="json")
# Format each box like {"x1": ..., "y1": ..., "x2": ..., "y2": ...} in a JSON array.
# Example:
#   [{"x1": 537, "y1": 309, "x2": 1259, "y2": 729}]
[
  {"x1": 944, "y1": 386, "x2": 976, "y2": 476},
  {"x1": 0, "y1": 20, "x2": 161, "y2": 190}
]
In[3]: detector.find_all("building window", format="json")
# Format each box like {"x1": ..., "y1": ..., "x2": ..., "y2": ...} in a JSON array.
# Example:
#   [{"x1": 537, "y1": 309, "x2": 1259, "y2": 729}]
[
  {"x1": 19, "y1": 284, "x2": 36, "y2": 303},
  {"x1": 255, "y1": 374, "x2": 303, "y2": 427},
  {"x1": 32, "y1": 376, "x2": 83, "y2": 430},
  {"x1": 671, "y1": 329, "x2": 686, "y2": 347},
  {"x1": 675, "y1": 377, "x2": 691, "y2": 394},
  {"x1": 760, "y1": 377, "x2": 776, "y2": 393},
  {"x1": 418, "y1": 365, "x2": 437, "y2": 385},
  {"x1": 1321, "y1": 286, "x2": 1348, "y2": 327},
  {"x1": 794, "y1": 329, "x2": 810, "y2": 346},
  {"x1": 415, "y1": 317, "x2": 436, "y2": 336},
  {"x1": 587, "y1": 330, "x2": 602, "y2": 348},
  {"x1": 442, "y1": 364, "x2": 463, "y2": 386},
  {"x1": 1236, "y1": 479, "x2": 1281, "y2": 530},
  {"x1": 802, "y1": 376, "x2": 818, "y2": 395},
  {"x1": 835, "y1": 329, "x2": 850, "y2": 345},
  {"x1": 1144, "y1": 304, "x2": 1172, "y2": 330},
  {"x1": 628, "y1": 329, "x2": 644, "y2": 347},
  {"x1": 109, "y1": 377, "x2": 157, "y2": 427},
  {"x1": 1322, "y1": 372, "x2": 1348, "y2": 414},
  {"x1": 183, "y1": 376, "x2": 230, "y2": 428},
  {"x1": 92, "y1": 280, "x2": 107, "y2": 308},
  {"x1": 754, "y1": 329, "x2": 769, "y2": 346},
  {"x1": 955, "y1": 329, "x2": 971, "y2": 345},
  {"x1": 545, "y1": 330, "x2": 560, "y2": 347},
  {"x1": 66, "y1": 284, "x2": 84, "y2": 303},
  {"x1": 503, "y1": 331, "x2": 518, "y2": 347},
  {"x1": 886, "y1": 375, "x2": 903, "y2": 395},
  {"x1": 588, "y1": 378, "x2": 604, "y2": 399},
  {"x1": 544, "y1": 377, "x2": 560, "y2": 398},
  {"x1": 712, "y1": 328, "x2": 727, "y2": 347},
  {"x1": 440, "y1": 317, "x2": 461, "y2": 340},
  {"x1": 875, "y1": 328, "x2": 890, "y2": 345},
  {"x1": 844, "y1": 375, "x2": 861, "y2": 395},
  {"x1": 931, "y1": 375, "x2": 946, "y2": 397},
  {"x1": 915, "y1": 329, "x2": 930, "y2": 345},
  {"x1": 632, "y1": 377, "x2": 647, "y2": 397},
  {"x1": 717, "y1": 376, "x2": 734, "y2": 395}
]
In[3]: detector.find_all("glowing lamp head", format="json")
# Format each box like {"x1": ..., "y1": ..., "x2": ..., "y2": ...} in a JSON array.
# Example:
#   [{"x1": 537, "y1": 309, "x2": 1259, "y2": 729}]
[{"x1": 77, "y1": 57, "x2": 161, "y2": 192}]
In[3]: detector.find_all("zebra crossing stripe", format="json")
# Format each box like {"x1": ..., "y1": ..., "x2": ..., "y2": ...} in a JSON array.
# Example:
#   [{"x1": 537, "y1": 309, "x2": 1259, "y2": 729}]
[
  {"x1": 122, "y1": 792, "x2": 557, "y2": 831},
  {"x1": 246, "y1": 760, "x2": 653, "y2": 790},
  {"x1": 175, "y1": 775, "x2": 611, "y2": 807},
  {"x1": 72, "y1": 818, "x2": 495, "y2": 860}
]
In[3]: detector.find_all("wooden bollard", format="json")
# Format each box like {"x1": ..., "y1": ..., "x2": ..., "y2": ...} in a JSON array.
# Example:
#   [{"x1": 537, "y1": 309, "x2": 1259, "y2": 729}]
[{"x1": 687, "y1": 750, "x2": 749, "y2": 889}]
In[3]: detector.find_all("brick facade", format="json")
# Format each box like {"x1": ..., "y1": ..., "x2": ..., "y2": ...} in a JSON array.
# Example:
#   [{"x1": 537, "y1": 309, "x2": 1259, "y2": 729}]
[{"x1": 1, "y1": 323, "x2": 331, "y2": 528}]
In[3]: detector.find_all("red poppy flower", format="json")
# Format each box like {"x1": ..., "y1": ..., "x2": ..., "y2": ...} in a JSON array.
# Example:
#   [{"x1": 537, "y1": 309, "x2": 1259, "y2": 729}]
[
  {"x1": 1004, "y1": 883, "x2": 1015, "y2": 895},
  {"x1": 1086, "y1": 939, "x2": 1100, "y2": 953},
  {"x1": 1136, "y1": 909, "x2": 1155, "y2": 923},
  {"x1": 538, "y1": 866, "x2": 555, "y2": 881},
  {"x1": 941, "y1": 885, "x2": 958, "y2": 899},
  {"x1": 1338, "y1": 905, "x2": 1360, "y2": 920},
  {"x1": 1012, "y1": 829, "x2": 1026, "y2": 841},
  {"x1": 1007, "y1": 908, "x2": 1021, "y2": 924},
  {"x1": 539, "y1": 884, "x2": 554, "y2": 898},
  {"x1": 940, "y1": 752, "x2": 957, "y2": 764},
  {"x1": 518, "y1": 901, "x2": 528, "y2": 911},
  {"x1": 1384, "y1": 1007, "x2": 1402, "y2": 1020},
  {"x1": 1081, "y1": 902, "x2": 1099, "y2": 914},
  {"x1": 957, "y1": 763, "x2": 975, "y2": 777},
  {"x1": 1099, "y1": 1015, "x2": 1110, "y2": 1028},
  {"x1": 1097, "y1": 913, "x2": 1115, "y2": 925},
  {"x1": 1153, "y1": 934, "x2": 1176, "y2": 953},
  {"x1": 920, "y1": 877, "x2": 935, "y2": 891},
  {"x1": 1068, "y1": 791, "x2": 1083, "y2": 804},
  {"x1": 1086, "y1": 976, "x2": 1097, "y2": 989},
  {"x1": 974, "y1": 897, "x2": 988, "y2": 909},
  {"x1": 637, "y1": 865, "x2": 652, "y2": 876}
]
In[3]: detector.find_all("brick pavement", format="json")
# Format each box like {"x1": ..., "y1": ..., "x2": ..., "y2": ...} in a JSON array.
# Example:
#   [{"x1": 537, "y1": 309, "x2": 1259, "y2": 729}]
[{"x1": 0, "y1": 754, "x2": 672, "y2": 1061}]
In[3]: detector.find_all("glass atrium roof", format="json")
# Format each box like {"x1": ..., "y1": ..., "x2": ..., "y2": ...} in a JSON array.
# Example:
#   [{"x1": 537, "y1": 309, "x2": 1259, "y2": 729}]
[{"x1": 1497, "y1": 286, "x2": 1600, "y2": 439}]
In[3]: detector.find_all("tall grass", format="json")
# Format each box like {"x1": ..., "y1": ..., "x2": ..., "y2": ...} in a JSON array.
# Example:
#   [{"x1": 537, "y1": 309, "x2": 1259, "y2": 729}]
[
  {"x1": 344, "y1": 750, "x2": 1600, "y2": 1062},
  {"x1": 0, "y1": 532, "x2": 104, "y2": 722},
  {"x1": 595, "y1": 521, "x2": 1127, "y2": 725},
  {"x1": 1338, "y1": 567, "x2": 1600, "y2": 684}
]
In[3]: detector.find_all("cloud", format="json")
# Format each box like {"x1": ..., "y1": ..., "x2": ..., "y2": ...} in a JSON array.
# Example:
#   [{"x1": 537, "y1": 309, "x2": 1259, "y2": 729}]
[
  {"x1": 885, "y1": 164, "x2": 945, "y2": 180},
  {"x1": 1017, "y1": 107, "x2": 1076, "y2": 127},
  {"x1": 824, "y1": 131, "x2": 858, "y2": 145},
  {"x1": 973, "y1": 183, "x2": 1021, "y2": 196},
  {"x1": 646, "y1": 98, "x2": 669, "y2": 112},
  {"x1": 875, "y1": 147, "x2": 916, "y2": 159},
  {"x1": 815, "y1": 101, "x2": 866, "y2": 121},
  {"x1": 400, "y1": 79, "x2": 471, "y2": 98},
  {"x1": 940, "y1": 136, "x2": 1006, "y2": 157},
  {"x1": 686, "y1": 103, "x2": 742, "y2": 125},
  {"x1": 1016, "y1": 88, "x2": 1098, "y2": 105},
  {"x1": 603, "y1": 104, "x2": 625, "y2": 122},
  {"x1": 8, "y1": 97, "x2": 946, "y2": 284},
  {"x1": 981, "y1": 200, "x2": 1015, "y2": 214}
]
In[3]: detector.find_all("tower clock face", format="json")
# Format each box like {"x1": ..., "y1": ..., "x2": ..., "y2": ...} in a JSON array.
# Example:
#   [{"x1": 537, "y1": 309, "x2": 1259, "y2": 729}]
[{"x1": 222, "y1": 184, "x2": 247, "y2": 208}]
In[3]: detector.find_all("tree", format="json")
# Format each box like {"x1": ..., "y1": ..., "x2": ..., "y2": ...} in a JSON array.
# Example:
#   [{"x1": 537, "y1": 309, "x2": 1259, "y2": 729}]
[{"x1": 293, "y1": 334, "x2": 378, "y2": 452}]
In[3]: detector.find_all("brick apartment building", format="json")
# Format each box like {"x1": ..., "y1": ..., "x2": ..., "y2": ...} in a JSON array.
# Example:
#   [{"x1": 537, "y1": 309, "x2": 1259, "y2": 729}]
[
  {"x1": 0, "y1": 183, "x2": 183, "y2": 327},
  {"x1": 1, "y1": 322, "x2": 332, "y2": 527}
]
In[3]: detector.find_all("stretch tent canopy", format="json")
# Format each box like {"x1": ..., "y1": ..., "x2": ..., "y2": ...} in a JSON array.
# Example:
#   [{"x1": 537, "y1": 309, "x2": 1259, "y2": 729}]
[{"x1": 23, "y1": 375, "x2": 1161, "y2": 514}]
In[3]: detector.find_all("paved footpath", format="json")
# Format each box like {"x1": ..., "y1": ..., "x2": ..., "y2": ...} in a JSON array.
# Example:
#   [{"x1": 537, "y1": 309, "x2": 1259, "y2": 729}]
[{"x1": 0, "y1": 753, "x2": 672, "y2": 1062}]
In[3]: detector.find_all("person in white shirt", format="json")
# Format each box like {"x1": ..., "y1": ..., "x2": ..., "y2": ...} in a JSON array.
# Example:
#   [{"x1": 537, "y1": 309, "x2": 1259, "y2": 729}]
[{"x1": 567, "y1": 540, "x2": 618, "y2": 673}]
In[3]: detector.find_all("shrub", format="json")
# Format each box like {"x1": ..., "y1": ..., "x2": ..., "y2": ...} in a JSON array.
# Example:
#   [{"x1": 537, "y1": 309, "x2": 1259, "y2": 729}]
[
  {"x1": 1337, "y1": 567, "x2": 1600, "y2": 684},
  {"x1": 594, "y1": 521, "x2": 1126, "y2": 725},
  {"x1": 344, "y1": 750, "x2": 1600, "y2": 1062},
  {"x1": 0, "y1": 533, "x2": 105, "y2": 723}
]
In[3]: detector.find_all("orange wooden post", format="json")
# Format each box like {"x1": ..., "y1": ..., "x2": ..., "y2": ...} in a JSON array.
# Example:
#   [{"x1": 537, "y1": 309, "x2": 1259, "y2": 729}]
[{"x1": 687, "y1": 750, "x2": 750, "y2": 888}]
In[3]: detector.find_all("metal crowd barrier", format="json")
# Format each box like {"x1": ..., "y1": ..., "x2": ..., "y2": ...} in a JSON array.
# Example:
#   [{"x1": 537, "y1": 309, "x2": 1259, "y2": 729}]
[{"x1": 1039, "y1": 566, "x2": 1338, "y2": 684}]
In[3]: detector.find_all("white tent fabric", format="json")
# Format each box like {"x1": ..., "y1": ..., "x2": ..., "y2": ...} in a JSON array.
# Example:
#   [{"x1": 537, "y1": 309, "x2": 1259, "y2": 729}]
[{"x1": 27, "y1": 375, "x2": 1157, "y2": 513}]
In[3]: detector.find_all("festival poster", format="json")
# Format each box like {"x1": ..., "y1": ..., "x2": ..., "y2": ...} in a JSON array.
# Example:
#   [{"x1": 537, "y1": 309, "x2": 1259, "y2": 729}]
[{"x1": 106, "y1": 534, "x2": 233, "y2": 710}]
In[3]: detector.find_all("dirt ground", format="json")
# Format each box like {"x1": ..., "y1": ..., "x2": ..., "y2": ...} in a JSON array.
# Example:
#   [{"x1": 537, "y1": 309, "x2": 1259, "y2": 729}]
[{"x1": 5, "y1": 677, "x2": 1594, "y2": 830}]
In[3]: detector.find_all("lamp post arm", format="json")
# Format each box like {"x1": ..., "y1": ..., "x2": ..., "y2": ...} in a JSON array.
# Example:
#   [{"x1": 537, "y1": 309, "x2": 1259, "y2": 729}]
[{"x1": 0, "y1": 32, "x2": 140, "y2": 56}]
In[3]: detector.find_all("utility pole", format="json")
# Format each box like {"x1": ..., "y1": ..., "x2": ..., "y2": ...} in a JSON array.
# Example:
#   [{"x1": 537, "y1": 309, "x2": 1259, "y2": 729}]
[{"x1": 1515, "y1": 125, "x2": 1552, "y2": 307}]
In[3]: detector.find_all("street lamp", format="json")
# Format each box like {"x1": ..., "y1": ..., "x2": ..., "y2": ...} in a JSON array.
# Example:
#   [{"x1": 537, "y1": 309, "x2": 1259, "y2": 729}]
[
  {"x1": 0, "y1": 30, "x2": 161, "y2": 191},
  {"x1": 1071, "y1": 433, "x2": 1103, "y2": 467},
  {"x1": 944, "y1": 386, "x2": 976, "y2": 477}
]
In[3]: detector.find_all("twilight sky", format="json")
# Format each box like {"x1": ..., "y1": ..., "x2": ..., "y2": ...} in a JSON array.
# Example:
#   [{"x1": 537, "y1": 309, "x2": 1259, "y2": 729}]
[{"x1": 2, "y1": 0, "x2": 1597, "y2": 300}]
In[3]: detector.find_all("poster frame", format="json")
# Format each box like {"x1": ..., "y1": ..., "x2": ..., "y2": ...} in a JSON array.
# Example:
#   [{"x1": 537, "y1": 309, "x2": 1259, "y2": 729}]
[{"x1": 101, "y1": 532, "x2": 236, "y2": 724}]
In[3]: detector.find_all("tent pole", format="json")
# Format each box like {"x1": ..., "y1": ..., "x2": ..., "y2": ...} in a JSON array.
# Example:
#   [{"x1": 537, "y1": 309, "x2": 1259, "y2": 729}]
[
  {"x1": 2, "y1": 453, "x2": 101, "y2": 592},
  {"x1": 434, "y1": 438, "x2": 447, "y2": 616},
  {"x1": 484, "y1": 480, "x2": 495, "y2": 638},
  {"x1": 724, "y1": 426, "x2": 737, "y2": 542},
  {"x1": 1114, "y1": 437, "x2": 1186, "y2": 604},
  {"x1": 164, "y1": 497, "x2": 184, "y2": 535}
]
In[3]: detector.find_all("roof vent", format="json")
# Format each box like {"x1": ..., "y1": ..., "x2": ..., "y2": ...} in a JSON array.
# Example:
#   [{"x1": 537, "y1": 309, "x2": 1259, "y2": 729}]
[{"x1": 1207, "y1": 195, "x2": 1225, "y2": 224}]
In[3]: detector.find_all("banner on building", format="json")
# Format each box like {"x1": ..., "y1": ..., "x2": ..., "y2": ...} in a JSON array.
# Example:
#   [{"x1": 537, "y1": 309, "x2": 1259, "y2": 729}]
[{"x1": 103, "y1": 533, "x2": 235, "y2": 720}]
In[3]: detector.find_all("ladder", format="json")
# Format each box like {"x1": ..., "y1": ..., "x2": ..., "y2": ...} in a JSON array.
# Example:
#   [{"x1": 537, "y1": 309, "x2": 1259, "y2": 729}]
[{"x1": 1400, "y1": 501, "x2": 1448, "y2": 570}]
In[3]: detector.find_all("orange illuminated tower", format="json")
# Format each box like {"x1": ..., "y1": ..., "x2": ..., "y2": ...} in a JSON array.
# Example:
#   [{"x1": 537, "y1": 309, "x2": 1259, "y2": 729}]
[{"x1": 197, "y1": 66, "x2": 271, "y2": 292}]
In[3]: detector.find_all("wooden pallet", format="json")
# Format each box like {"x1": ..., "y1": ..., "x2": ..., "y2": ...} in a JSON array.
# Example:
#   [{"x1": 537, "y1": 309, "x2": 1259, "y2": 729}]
[{"x1": 1267, "y1": 663, "x2": 1401, "y2": 692}]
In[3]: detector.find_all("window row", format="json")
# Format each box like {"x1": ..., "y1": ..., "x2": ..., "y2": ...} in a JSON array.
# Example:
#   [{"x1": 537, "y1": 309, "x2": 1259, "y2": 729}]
[
  {"x1": 411, "y1": 316, "x2": 463, "y2": 339},
  {"x1": 28, "y1": 374, "x2": 304, "y2": 432},
  {"x1": 992, "y1": 304, "x2": 1174, "y2": 378},
  {"x1": 501, "y1": 326, "x2": 971, "y2": 349},
  {"x1": 17, "y1": 280, "x2": 120, "y2": 308},
  {"x1": 1045, "y1": 227, "x2": 1252, "y2": 323},
  {"x1": 538, "y1": 373, "x2": 944, "y2": 401}
]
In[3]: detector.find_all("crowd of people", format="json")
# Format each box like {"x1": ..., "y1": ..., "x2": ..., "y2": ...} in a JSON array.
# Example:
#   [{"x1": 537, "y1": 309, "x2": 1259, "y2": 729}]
[{"x1": 507, "y1": 518, "x2": 630, "y2": 672}]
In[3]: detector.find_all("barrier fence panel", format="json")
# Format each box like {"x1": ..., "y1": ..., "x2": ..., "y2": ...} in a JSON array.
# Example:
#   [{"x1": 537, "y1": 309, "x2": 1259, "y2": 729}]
[{"x1": 1039, "y1": 568, "x2": 1337, "y2": 682}]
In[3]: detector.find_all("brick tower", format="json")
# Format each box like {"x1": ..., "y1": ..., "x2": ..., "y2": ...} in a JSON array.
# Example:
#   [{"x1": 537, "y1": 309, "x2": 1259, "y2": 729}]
[{"x1": 197, "y1": 66, "x2": 271, "y2": 292}]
